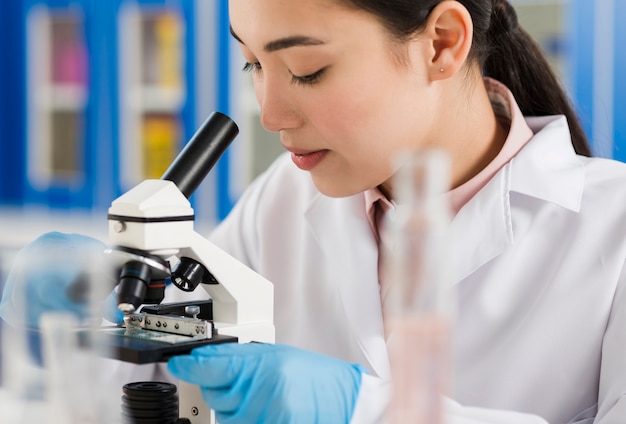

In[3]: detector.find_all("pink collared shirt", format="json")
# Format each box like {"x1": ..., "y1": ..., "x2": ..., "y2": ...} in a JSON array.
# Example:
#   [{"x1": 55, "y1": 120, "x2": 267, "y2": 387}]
[{"x1": 365, "y1": 78, "x2": 535, "y2": 243}]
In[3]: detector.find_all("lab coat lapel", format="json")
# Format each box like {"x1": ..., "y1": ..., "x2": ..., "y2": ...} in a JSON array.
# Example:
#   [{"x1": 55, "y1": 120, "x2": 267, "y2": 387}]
[
  {"x1": 451, "y1": 169, "x2": 514, "y2": 283},
  {"x1": 450, "y1": 115, "x2": 584, "y2": 285},
  {"x1": 305, "y1": 194, "x2": 391, "y2": 379},
  {"x1": 510, "y1": 116, "x2": 584, "y2": 212}
]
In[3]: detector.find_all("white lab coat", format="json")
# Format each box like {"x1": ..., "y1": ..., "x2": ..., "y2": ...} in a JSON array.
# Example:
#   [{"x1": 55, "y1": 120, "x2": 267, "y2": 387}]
[{"x1": 195, "y1": 114, "x2": 626, "y2": 424}]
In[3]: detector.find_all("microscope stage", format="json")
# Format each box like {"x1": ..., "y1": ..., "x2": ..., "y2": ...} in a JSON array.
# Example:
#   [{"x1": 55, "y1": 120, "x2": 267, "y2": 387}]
[{"x1": 88, "y1": 326, "x2": 238, "y2": 364}]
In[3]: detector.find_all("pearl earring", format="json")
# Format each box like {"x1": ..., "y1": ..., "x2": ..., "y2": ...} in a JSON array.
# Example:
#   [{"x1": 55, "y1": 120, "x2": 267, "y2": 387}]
[{"x1": 439, "y1": 68, "x2": 444, "y2": 72}]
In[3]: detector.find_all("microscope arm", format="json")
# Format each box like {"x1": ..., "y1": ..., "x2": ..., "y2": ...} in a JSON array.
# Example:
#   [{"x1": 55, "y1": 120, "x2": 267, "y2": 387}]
[{"x1": 177, "y1": 231, "x2": 274, "y2": 344}]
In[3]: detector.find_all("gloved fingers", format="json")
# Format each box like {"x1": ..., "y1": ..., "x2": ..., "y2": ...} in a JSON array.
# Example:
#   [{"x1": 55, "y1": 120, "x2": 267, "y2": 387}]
[
  {"x1": 200, "y1": 386, "x2": 245, "y2": 416},
  {"x1": 167, "y1": 349, "x2": 247, "y2": 388},
  {"x1": 0, "y1": 269, "x2": 84, "y2": 328},
  {"x1": 201, "y1": 367, "x2": 268, "y2": 424},
  {"x1": 32, "y1": 269, "x2": 82, "y2": 305},
  {"x1": 29, "y1": 271, "x2": 87, "y2": 322}
]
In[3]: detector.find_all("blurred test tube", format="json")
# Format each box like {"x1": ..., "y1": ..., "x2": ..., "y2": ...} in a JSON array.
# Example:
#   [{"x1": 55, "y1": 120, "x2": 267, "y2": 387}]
[{"x1": 381, "y1": 149, "x2": 455, "y2": 424}]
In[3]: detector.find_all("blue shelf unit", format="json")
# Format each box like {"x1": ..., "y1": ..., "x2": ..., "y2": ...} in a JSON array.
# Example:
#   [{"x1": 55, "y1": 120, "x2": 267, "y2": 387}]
[
  {"x1": 18, "y1": 0, "x2": 197, "y2": 210},
  {"x1": 1, "y1": 0, "x2": 235, "y2": 223},
  {"x1": 613, "y1": 0, "x2": 626, "y2": 162},
  {"x1": 568, "y1": 0, "x2": 626, "y2": 161},
  {"x1": 0, "y1": 1, "x2": 26, "y2": 207}
]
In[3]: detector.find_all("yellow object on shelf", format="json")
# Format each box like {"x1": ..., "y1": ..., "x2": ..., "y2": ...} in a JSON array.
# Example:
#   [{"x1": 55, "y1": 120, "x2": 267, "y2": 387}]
[
  {"x1": 153, "y1": 12, "x2": 183, "y2": 88},
  {"x1": 142, "y1": 114, "x2": 180, "y2": 179}
]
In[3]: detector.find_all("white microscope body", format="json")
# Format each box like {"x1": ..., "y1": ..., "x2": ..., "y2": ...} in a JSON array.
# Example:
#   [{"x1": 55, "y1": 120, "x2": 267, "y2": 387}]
[{"x1": 106, "y1": 112, "x2": 274, "y2": 423}]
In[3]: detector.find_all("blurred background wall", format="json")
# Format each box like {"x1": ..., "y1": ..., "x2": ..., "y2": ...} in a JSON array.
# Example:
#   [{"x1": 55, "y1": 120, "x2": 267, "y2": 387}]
[{"x1": 0, "y1": 0, "x2": 624, "y2": 274}]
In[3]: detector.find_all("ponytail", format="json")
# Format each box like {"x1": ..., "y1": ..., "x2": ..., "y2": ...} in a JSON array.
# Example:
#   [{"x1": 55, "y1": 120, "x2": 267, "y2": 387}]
[{"x1": 483, "y1": 0, "x2": 592, "y2": 156}]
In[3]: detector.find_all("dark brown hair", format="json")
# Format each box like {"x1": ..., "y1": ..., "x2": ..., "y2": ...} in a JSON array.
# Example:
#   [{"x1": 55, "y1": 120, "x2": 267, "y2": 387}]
[{"x1": 338, "y1": 0, "x2": 592, "y2": 156}]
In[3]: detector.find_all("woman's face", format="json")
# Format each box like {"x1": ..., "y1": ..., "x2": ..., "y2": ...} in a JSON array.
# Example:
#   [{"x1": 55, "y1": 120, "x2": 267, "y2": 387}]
[{"x1": 229, "y1": 0, "x2": 437, "y2": 197}]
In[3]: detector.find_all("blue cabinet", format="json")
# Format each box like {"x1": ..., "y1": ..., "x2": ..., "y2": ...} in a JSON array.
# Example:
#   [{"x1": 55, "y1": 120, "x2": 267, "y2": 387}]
[
  {"x1": 568, "y1": 0, "x2": 626, "y2": 161},
  {"x1": 613, "y1": 0, "x2": 626, "y2": 162},
  {"x1": 512, "y1": 0, "x2": 625, "y2": 162},
  {"x1": 23, "y1": 0, "x2": 93, "y2": 208},
  {"x1": 21, "y1": 0, "x2": 200, "y2": 209},
  {"x1": 0, "y1": 1, "x2": 26, "y2": 207},
  {"x1": 0, "y1": 0, "x2": 234, "y2": 224}
]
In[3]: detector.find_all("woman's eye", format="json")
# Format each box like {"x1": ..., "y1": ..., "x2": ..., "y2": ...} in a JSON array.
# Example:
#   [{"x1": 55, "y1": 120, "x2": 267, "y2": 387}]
[
  {"x1": 291, "y1": 68, "x2": 326, "y2": 86},
  {"x1": 242, "y1": 62, "x2": 326, "y2": 86},
  {"x1": 242, "y1": 61, "x2": 262, "y2": 74}
]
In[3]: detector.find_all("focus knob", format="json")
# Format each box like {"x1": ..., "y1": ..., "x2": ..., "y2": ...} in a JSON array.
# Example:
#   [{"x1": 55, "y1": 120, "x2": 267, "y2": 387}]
[{"x1": 171, "y1": 257, "x2": 217, "y2": 292}]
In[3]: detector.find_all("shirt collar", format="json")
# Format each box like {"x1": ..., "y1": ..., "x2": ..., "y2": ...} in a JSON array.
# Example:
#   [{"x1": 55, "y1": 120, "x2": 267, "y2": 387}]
[
  {"x1": 364, "y1": 188, "x2": 394, "y2": 244},
  {"x1": 447, "y1": 78, "x2": 535, "y2": 213}
]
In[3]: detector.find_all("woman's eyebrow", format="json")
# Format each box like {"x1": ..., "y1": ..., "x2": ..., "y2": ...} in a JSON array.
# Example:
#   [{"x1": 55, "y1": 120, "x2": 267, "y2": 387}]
[{"x1": 229, "y1": 25, "x2": 326, "y2": 52}]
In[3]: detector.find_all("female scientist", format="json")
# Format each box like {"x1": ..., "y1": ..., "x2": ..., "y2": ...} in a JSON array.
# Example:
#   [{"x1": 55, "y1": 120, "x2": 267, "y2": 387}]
[{"x1": 2, "y1": 0, "x2": 626, "y2": 423}]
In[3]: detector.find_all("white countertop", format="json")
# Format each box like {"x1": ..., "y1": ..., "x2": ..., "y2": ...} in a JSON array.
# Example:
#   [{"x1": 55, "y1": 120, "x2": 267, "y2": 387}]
[{"x1": 0, "y1": 390, "x2": 48, "y2": 424}]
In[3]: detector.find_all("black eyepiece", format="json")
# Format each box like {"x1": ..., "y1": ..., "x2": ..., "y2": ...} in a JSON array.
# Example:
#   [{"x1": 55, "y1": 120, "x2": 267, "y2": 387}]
[{"x1": 161, "y1": 112, "x2": 239, "y2": 198}]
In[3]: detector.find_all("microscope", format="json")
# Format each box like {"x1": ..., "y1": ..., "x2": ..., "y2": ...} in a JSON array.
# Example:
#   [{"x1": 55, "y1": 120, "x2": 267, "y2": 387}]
[{"x1": 100, "y1": 112, "x2": 274, "y2": 423}]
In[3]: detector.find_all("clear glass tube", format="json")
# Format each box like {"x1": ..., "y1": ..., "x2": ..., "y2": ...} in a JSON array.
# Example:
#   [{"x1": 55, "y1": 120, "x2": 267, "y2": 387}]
[
  {"x1": 381, "y1": 149, "x2": 454, "y2": 424},
  {"x1": 0, "y1": 249, "x2": 50, "y2": 423}
]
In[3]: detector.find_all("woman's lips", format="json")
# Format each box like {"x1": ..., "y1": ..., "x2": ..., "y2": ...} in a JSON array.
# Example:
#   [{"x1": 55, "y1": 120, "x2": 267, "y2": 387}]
[{"x1": 290, "y1": 150, "x2": 328, "y2": 171}]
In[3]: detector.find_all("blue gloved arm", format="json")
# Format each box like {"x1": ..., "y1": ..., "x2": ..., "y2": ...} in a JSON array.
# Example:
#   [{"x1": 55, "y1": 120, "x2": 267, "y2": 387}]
[
  {"x1": 167, "y1": 342, "x2": 366, "y2": 424},
  {"x1": 0, "y1": 231, "x2": 123, "y2": 329}
]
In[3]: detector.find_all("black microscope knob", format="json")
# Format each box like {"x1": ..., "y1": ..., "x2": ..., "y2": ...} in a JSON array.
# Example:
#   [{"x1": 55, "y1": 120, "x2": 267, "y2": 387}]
[{"x1": 171, "y1": 257, "x2": 217, "y2": 292}]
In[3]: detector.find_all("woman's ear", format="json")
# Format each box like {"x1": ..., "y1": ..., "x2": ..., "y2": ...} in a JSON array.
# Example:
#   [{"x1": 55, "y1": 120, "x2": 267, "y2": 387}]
[{"x1": 422, "y1": 0, "x2": 474, "y2": 80}]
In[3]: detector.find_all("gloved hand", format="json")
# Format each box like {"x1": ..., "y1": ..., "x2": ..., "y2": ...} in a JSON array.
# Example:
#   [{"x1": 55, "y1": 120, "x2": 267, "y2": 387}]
[
  {"x1": 167, "y1": 342, "x2": 366, "y2": 424},
  {"x1": 0, "y1": 231, "x2": 123, "y2": 329}
]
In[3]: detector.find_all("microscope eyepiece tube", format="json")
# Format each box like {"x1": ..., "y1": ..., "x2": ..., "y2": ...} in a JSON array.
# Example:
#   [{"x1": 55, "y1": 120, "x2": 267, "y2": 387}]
[{"x1": 160, "y1": 112, "x2": 239, "y2": 199}]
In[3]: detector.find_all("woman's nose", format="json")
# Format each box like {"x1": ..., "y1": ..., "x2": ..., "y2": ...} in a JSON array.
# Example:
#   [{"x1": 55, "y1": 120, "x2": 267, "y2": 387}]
[{"x1": 257, "y1": 79, "x2": 301, "y2": 132}]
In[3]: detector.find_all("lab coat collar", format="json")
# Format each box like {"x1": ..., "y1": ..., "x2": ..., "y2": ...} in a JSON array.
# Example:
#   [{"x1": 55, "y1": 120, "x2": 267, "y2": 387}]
[
  {"x1": 450, "y1": 165, "x2": 514, "y2": 282},
  {"x1": 510, "y1": 115, "x2": 584, "y2": 212},
  {"x1": 305, "y1": 193, "x2": 391, "y2": 379},
  {"x1": 450, "y1": 115, "x2": 584, "y2": 283}
]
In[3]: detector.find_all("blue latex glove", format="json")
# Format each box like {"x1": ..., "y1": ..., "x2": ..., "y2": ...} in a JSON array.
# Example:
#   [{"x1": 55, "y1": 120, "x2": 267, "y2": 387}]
[
  {"x1": 0, "y1": 231, "x2": 123, "y2": 329},
  {"x1": 167, "y1": 342, "x2": 365, "y2": 424}
]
